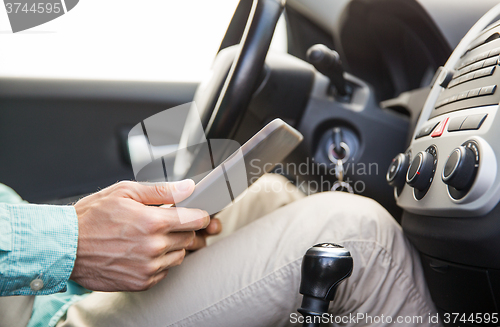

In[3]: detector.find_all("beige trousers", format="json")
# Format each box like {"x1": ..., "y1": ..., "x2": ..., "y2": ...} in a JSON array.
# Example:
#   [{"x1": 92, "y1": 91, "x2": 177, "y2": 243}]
[
  {"x1": 0, "y1": 295, "x2": 34, "y2": 327},
  {"x1": 48, "y1": 174, "x2": 438, "y2": 327}
]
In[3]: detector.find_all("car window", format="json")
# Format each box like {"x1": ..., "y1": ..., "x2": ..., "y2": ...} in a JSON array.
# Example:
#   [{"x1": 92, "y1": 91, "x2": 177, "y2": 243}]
[{"x1": 0, "y1": 0, "x2": 287, "y2": 82}]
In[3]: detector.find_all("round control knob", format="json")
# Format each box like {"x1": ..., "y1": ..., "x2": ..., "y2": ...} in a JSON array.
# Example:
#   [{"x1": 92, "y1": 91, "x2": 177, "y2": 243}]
[
  {"x1": 386, "y1": 153, "x2": 409, "y2": 189},
  {"x1": 406, "y1": 151, "x2": 434, "y2": 191},
  {"x1": 442, "y1": 146, "x2": 476, "y2": 190}
]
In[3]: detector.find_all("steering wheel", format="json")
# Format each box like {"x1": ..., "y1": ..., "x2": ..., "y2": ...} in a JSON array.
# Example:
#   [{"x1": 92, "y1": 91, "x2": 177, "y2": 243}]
[{"x1": 173, "y1": 0, "x2": 285, "y2": 179}]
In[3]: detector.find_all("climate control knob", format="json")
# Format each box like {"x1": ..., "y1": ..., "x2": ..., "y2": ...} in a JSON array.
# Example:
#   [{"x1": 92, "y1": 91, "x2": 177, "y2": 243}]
[
  {"x1": 386, "y1": 153, "x2": 409, "y2": 189},
  {"x1": 406, "y1": 151, "x2": 435, "y2": 191},
  {"x1": 442, "y1": 146, "x2": 476, "y2": 190}
]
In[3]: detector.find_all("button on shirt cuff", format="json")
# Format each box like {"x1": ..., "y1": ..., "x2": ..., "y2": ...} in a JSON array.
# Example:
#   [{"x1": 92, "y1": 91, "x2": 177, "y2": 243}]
[{"x1": 0, "y1": 204, "x2": 78, "y2": 296}]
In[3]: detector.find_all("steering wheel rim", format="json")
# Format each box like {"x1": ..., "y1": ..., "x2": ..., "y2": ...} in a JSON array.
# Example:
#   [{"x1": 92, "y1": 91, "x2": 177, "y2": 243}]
[
  {"x1": 204, "y1": 0, "x2": 285, "y2": 139},
  {"x1": 173, "y1": 0, "x2": 285, "y2": 180}
]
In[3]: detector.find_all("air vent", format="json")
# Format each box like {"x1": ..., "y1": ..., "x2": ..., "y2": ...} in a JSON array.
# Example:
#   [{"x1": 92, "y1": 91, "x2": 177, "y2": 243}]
[
  {"x1": 485, "y1": 32, "x2": 500, "y2": 43},
  {"x1": 466, "y1": 32, "x2": 500, "y2": 55}
]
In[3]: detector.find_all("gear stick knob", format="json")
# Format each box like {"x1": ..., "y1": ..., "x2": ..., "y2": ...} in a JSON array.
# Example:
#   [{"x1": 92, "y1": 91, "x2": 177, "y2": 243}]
[{"x1": 298, "y1": 243, "x2": 353, "y2": 327}]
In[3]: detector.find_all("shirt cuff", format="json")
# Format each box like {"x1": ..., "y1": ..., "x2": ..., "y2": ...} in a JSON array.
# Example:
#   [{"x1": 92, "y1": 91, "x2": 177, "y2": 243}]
[{"x1": 0, "y1": 203, "x2": 78, "y2": 296}]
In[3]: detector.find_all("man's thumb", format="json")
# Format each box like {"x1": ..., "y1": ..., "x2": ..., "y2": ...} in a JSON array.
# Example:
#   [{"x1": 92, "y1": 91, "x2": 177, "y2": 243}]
[{"x1": 126, "y1": 180, "x2": 195, "y2": 205}]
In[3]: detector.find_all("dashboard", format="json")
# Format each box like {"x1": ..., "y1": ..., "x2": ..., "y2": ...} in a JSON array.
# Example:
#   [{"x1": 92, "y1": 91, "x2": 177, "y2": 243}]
[
  {"x1": 387, "y1": 10, "x2": 500, "y2": 320},
  {"x1": 394, "y1": 28, "x2": 500, "y2": 216}
]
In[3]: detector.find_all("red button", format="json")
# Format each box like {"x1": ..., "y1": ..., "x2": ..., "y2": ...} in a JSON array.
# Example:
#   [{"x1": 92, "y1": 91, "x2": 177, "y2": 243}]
[{"x1": 431, "y1": 117, "x2": 449, "y2": 137}]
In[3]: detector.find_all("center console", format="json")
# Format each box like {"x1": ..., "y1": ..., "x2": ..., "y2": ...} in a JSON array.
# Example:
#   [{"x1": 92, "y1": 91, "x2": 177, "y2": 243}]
[{"x1": 387, "y1": 7, "x2": 500, "y2": 324}]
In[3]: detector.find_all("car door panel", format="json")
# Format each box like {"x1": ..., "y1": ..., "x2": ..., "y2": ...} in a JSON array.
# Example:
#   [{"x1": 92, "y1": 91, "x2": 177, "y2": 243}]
[{"x1": 0, "y1": 78, "x2": 198, "y2": 203}]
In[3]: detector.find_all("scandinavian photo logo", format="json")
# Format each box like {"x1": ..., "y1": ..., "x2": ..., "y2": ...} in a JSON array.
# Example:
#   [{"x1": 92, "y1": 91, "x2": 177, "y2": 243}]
[{"x1": 3, "y1": 0, "x2": 79, "y2": 32}]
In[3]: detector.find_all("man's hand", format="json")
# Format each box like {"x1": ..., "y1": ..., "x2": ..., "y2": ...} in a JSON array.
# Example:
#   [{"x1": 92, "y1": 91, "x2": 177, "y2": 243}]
[
  {"x1": 71, "y1": 180, "x2": 209, "y2": 292},
  {"x1": 186, "y1": 217, "x2": 223, "y2": 251}
]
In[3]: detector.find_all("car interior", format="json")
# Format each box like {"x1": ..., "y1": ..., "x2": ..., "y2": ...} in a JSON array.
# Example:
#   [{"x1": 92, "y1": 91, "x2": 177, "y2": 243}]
[{"x1": 2, "y1": 0, "x2": 500, "y2": 325}]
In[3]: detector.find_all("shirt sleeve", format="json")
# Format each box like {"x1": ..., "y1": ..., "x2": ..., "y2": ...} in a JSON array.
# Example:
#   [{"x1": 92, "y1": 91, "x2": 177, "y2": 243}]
[{"x1": 0, "y1": 199, "x2": 78, "y2": 296}]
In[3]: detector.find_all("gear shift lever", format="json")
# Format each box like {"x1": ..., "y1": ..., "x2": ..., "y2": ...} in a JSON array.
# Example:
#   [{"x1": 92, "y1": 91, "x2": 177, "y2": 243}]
[
  {"x1": 306, "y1": 44, "x2": 350, "y2": 96},
  {"x1": 298, "y1": 243, "x2": 353, "y2": 327}
]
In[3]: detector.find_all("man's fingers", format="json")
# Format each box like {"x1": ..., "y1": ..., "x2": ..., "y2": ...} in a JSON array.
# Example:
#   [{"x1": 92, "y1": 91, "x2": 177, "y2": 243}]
[
  {"x1": 115, "y1": 180, "x2": 195, "y2": 205},
  {"x1": 205, "y1": 218, "x2": 222, "y2": 235},
  {"x1": 160, "y1": 231, "x2": 195, "y2": 254},
  {"x1": 157, "y1": 249, "x2": 186, "y2": 273},
  {"x1": 164, "y1": 207, "x2": 210, "y2": 232},
  {"x1": 143, "y1": 250, "x2": 185, "y2": 290},
  {"x1": 149, "y1": 269, "x2": 169, "y2": 289},
  {"x1": 186, "y1": 234, "x2": 207, "y2": 251},
  {"x1": 142, "y1": 206, "x2": 210, "y2": 234}
]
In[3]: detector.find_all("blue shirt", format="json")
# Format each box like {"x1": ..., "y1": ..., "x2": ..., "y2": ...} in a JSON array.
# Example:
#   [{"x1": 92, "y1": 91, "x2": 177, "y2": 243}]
[
  {"x1": 0, "y1": 184, "x2": 78, "y2": 296},
  {"x1": 0, "y1": 184, "x2": 90, "y2": 327}
]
